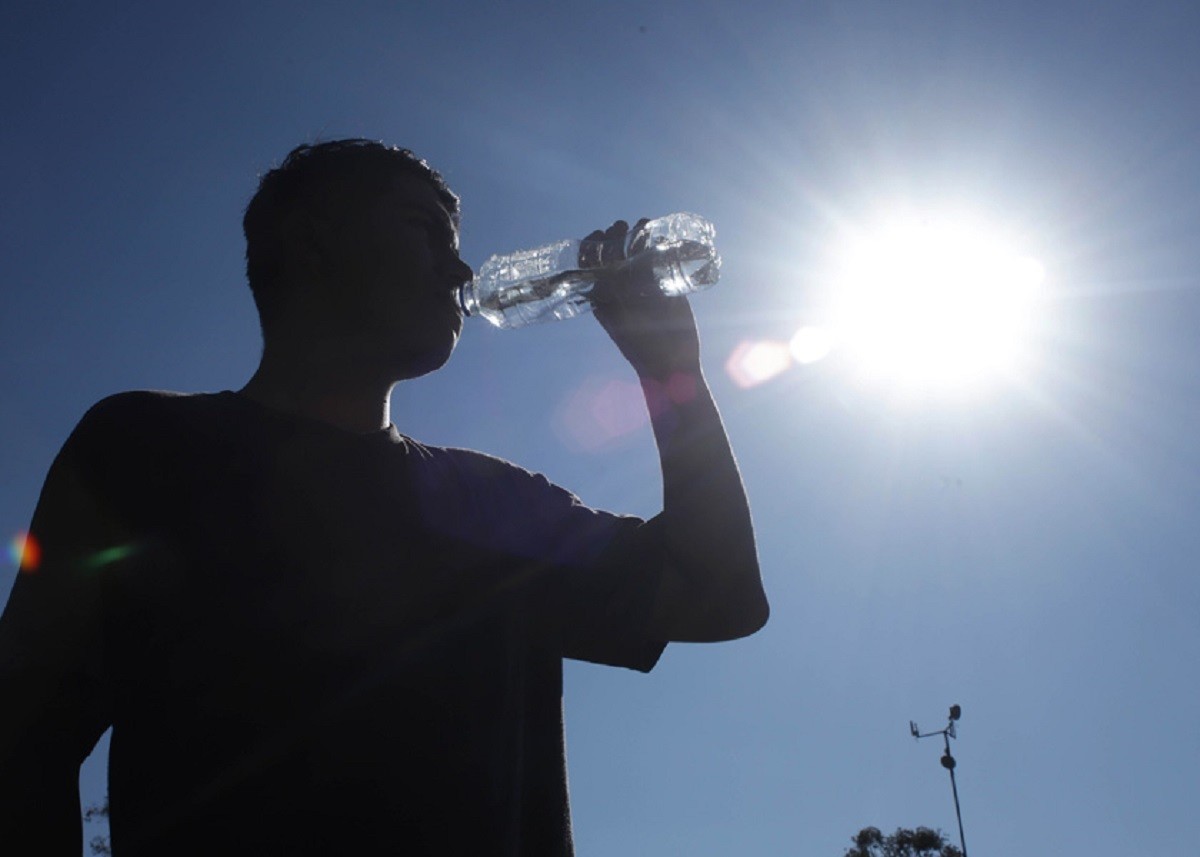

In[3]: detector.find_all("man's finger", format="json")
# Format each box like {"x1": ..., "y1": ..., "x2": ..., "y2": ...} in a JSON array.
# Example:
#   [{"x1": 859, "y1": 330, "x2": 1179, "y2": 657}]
[
  {"x1": 603, "y1": 220, "x2": 629, "y2": 240},
  {"x1": 629, "y1": 218, "x2": 651, "y2": 254}
]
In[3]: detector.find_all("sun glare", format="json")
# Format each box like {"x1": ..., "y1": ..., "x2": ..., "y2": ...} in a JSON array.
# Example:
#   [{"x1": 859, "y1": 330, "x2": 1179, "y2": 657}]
[{"x1": 824, "y1": 213, "x2": 1044, "y2": 390}]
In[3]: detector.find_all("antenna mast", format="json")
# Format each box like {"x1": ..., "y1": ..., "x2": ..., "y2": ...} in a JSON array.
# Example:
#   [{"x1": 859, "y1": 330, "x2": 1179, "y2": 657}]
[{"x1": 909, "y1": 704, "x2": 968, "y2": 857}]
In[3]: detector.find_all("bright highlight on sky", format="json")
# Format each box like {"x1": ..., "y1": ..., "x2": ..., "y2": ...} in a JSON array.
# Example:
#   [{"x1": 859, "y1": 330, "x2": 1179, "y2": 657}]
[
  {"x1": 726, "y1": 210, "x2": 1045, "y2": 393},
  {"x1": 827, "y1": 214, "x2": 1045, "y2": 386}
]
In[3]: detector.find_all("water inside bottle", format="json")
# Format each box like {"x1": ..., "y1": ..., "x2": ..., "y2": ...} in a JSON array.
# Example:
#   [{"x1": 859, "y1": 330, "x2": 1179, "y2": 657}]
[
  {"x1": 482, "y1": 268, "x2": 595, "y2": 314},
  {"x1": 464, "y1": 223, "x2": 721, "y2": 328},
  {"x1": 648, "y1": 239, "x2": 721, "y2": 296}
]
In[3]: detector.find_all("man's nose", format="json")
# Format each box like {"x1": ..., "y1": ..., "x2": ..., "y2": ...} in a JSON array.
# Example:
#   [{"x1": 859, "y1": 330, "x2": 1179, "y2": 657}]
[{"x1": 452, "y1": 257, "x2": 474, "y2": 284}]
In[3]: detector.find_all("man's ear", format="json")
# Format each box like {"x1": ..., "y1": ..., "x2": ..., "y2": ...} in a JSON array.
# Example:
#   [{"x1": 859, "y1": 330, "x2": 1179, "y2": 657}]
[{"x1": 290, "y1": 212, "x2": 339, "y2": 281}]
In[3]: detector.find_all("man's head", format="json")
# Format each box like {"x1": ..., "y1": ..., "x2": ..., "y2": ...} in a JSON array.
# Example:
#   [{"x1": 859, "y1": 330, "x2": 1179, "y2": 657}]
[{"x1": 243, "y1": 139, "x2": 471, "y2": 377}]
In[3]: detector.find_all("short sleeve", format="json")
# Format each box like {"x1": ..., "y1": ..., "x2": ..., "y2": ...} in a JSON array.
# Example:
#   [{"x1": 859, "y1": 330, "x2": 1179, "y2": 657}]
[
  {"x1": 553, "y1": 511, "x2": 668, "y2": 672},
  {"x1": 419, "y1": 448, "x2": 668, "y2": 673}
]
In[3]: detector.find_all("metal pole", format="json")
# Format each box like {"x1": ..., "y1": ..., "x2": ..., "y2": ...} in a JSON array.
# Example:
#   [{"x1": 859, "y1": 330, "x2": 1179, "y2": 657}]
[
  {"x1": 910, "y1": 705, "x2": 969, "y2": 857},
  {"x1": 942, "y1": 732, "x2": 968, "y2": 857}
]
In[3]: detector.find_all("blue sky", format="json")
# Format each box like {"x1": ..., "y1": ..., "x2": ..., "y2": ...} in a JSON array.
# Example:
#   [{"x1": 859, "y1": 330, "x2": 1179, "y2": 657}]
[{"x1": 3, "y1": 1, "x2": 1199, "y2": 853}]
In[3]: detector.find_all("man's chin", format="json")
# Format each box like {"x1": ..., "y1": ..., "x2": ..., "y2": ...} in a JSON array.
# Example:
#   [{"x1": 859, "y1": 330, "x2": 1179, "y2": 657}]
[{"x1": 389, "y1": 336, "x2": 458, "y2": 381}]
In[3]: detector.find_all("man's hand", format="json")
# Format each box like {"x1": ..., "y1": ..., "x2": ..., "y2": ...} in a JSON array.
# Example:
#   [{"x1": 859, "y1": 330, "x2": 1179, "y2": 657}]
[{"x1": 584, "y1": 220, "x2": 701, "y2": 379}]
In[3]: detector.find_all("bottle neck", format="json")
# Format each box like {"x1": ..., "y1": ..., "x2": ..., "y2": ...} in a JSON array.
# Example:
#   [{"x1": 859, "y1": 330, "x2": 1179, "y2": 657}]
[{"x1": 458, "y1": 281, "x2": 479, "y2": 317}]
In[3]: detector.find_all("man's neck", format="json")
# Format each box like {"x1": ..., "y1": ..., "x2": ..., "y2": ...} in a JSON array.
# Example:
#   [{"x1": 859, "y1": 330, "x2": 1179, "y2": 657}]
[{"x1": 239, "y1": 344, "x2": 395, "y2": 435}]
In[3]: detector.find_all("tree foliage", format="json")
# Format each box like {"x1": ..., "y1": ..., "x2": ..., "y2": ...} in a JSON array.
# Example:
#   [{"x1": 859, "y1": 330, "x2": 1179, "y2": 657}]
[
  {"x1": 845, "y1": 825, "x2": 963, "y2": 857},
  {"x1": 83, "y1": 798, "x2": 111, "y2": 856}
]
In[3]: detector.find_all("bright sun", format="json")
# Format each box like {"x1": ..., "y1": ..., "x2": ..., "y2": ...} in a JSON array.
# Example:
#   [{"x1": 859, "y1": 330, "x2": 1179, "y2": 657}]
[{"x1": 823, "y1": 213, "x2": 1044, "y2": 390}]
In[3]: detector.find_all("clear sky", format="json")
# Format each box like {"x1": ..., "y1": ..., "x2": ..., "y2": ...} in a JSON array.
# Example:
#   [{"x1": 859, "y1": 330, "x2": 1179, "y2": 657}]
[{"x1": 3, "y1": 1, "x2": 1199, "y2": 853}]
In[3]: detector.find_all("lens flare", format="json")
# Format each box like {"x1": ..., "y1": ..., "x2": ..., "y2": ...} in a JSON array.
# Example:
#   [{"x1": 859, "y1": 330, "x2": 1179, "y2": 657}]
[
  {"x1": 86, "y1": 544, "x2": 136, "y2": 570},
  {"x1": 9, "y1": 531, "x2": 41, "y2": 573},
  {"x1": 553, "y1": 375, "x2": 650, "y2": 452},
  {"x1": 725, "y1": 340, "x2": 792, "y2": 388},
  {"x1": 665, "y1": 371, "x2": 698, "y2": 405}
]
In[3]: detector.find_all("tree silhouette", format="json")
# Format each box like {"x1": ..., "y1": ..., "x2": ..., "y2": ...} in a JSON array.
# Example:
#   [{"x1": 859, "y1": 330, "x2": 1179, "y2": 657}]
[
  {"x1": 845, "y1": 825, "x2": 963, "y2": 857},
  {"x1": 82, "y1": 798, "x2": 111, "y2": 856}
]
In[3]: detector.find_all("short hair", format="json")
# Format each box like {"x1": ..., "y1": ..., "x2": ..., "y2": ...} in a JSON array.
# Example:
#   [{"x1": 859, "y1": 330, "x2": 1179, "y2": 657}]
[{"x1": 242, "y1": 139, "x2": 459, "y2": 325}]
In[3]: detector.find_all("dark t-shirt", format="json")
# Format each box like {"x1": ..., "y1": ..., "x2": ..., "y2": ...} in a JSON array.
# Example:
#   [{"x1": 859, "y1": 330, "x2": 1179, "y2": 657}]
[{"x1": 0, "y1": 391, "x2": 667, "y2": 855}]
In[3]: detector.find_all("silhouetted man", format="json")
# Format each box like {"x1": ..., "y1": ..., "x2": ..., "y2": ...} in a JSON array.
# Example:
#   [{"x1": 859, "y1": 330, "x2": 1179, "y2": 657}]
[{"x1": 0, "y1": 140, "x2": 767, "y2": 856}]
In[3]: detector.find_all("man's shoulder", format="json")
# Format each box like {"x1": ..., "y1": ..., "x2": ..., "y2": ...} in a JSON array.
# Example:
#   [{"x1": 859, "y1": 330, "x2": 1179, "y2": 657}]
[
  {"x1": 76, "y1": 390, "x2": 225, "y2": 436},
  {"x1": 66, "y1": 391, "x2": 250, "y2": 463},
  {"x1": 84, "y1": 388, "x2": 201, "y2": 415},
  {"x1": 413, "y1": 442, "x2": 548, "y2": 490}
]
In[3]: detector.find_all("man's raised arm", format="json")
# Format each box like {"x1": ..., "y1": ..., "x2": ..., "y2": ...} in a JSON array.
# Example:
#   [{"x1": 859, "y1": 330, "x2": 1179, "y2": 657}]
[{"x1": 590, "y1": 221, "x2": 768, "y2": 643}]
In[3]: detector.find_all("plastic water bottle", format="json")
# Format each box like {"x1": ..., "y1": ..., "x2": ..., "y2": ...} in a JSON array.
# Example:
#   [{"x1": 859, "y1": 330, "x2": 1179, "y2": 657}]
[{"x1": 459, "y1": 212, "x2": 721, "y2": 329}]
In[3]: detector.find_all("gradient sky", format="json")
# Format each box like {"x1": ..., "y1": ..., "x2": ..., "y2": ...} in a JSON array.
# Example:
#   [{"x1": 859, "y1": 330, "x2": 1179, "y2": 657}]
[{"x1": 3, "y1": 1, "x2": 1199, "y2": 854}]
